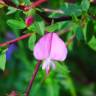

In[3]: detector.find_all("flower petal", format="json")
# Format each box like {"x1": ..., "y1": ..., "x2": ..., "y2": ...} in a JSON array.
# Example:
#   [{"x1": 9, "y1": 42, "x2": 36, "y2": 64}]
[
  {"x1": 33, "y1": 33, "x2": 52, "y2": 60},
  {"x1": 34, "y1": 32, "x2": 67, "y2": 61},
  {"x1": 42, "y1": 60, "x2": 50, "y2": 74},
  {"x1": 50, "y1": 33, "x2": 67, "y2": 61}
]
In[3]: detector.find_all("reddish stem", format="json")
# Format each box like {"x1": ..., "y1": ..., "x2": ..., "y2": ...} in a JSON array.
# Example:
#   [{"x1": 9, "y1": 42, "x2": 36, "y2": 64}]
[
  {"x1": 25, "y1": 61, "x2": 41, "y2": 96},
  {"x1": 3, "y1": 0, "x2": 47, "y2": 11},
  {"x1": 32, "y1": 0, "x2": 47, "y2": 8},
  {"x1": 21, "y1": 0, "x2": 47, "y2": 11},
  {"x1": 0, "y1": 33, "x2": 31, "y2": 47}
]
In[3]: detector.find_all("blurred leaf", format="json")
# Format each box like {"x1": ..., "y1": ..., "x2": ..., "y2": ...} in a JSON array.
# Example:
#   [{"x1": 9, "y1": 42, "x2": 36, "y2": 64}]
[
  {"x1": 56, "y1": 62, "x2": 69, "y2": 77},
  {"x1": 88, "y1": 36, "x2": 96, "y2": 51},
  {"x1": 46, "y1": 23, "x2": 58, "y2": 32},
  {"x1": 64, "y1": 77, "x2": 76, "y2": 96},
  {"x1": 46, "y1": 22, "x2": 69, "y2": 32},
  {"x1": 7, "y1": 19, "x2": 26, "y2": 29},
  {"x1": 28, "y1": 23, "x2": 37, "y2": 32},
  {"x1": 60, "y1": 3, "x2": 82, "y2": 16},
  {"x1": 81, "y1": 84, "x2": 95, "y2": 96},
  {"x1": 12, "y1": 0, "x2": 19, "y2": 6},
  {"x1": 0, "y1": 51, "x2": 6, "y2": 71},
  {"x1": 0, "y1": 4, "x2": 4, "y2": 8},
  {"x1": 7, "y1": 7, "x2": 17, "y2": 15},
  {"x1": 81, "y1": 0, "x2": 90, "y2": 12},
  {"x1": 34, "y1": 15, "x2": 45, "y2": 35},
  {"x1": 82, "y1": 20, "x2": 96, "y2": 51},
  {"x1": 46, "y1": 84, "x2": 59, "y2": 96},
  {"x1": 86, "y1": 20, "x2": 94, "y2": 42},
  {"x1": 49, "y1": 0, "x2": 62, "y2": 8},
  {"x1": 23, "y1": 0, "x2": 30, "y2": 5},
  {"x1": 29, "y1": 15, "x2": 45, "y2": 35},
  {"x1": 34, "y1": 22, "x2": 45, "y2": 35},
  {"x1": 56, "y1": 62, "x2": 76, "y2": 96},
  {"x1": 75, "y1": 25, "x2": 84, "y2": 40},
  {"x1": 28, "y1": 33, "x2": 36, "y2": 51}
]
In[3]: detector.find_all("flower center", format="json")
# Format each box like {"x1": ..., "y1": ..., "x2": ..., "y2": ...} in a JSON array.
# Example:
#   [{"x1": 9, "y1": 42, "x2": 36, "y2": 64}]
[{"x1": 42, "y1": 57, "x2": 55, "y2": 74}]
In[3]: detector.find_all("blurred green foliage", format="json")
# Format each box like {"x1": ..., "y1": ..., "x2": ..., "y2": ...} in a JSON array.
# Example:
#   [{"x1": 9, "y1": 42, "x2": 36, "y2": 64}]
[{"x1": 0, "y1": 0, "x2": 96, "y2": 96}]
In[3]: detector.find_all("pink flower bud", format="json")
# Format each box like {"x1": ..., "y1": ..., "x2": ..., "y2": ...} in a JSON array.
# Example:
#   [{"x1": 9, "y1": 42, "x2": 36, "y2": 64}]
[{"x1": 25, "y1": 16, "x2": 34, "y2": 27}]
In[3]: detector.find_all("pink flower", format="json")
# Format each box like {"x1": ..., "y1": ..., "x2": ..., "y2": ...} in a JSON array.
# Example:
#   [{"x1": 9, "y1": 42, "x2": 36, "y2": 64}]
[
  {"x1": 34, "y1": 33, "x2": 68, "y2": 74},
  {"x1": 25, "y1": 16, "x2": 34, "y2": 27}
]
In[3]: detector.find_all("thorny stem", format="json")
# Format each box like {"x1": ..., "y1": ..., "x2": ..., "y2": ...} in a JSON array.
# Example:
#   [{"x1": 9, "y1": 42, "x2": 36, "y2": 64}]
[
  {"x1": 25, "y1": 61, "x2": 41, "y2": 96},
  {"x1": 0, "y1": 33, "x2": 31, "y2": 47}
]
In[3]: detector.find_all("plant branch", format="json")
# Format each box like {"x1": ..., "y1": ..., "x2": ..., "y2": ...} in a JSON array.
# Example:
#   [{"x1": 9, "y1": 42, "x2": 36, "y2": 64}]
[
  {"x1": 2, "y1": 0, "x2": 79, "y2": 24},
  {"x1": 36, "y1": 10, "x2": 75, "y2": 24},
  {"x1": 3, "y1": 0, "x2": 47, "y2": 11},
  {"x1": 42, "y1": 8, "x2": 64, "y2": 14},
  {"x1": 66, "y1": 34, "x2": 76, "y2": 46},
  {"x1": 2, "y1": 0, "x2": 96, "y2": 24},
  {"x1": 25, "y1": 61, "x2": 41, "y2": 96},
  {"x1": 0, "y1": 33, "x2": 31, "y2": 47}
]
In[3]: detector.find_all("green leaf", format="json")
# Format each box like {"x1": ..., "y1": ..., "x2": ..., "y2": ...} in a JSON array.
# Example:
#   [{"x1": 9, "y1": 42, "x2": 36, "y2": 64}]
[
  {"x1": 88, "y1": 36, "x2": 96, "y2": 51},
  {"x1": 7, "y1": 7, "x2": 17, "y2": 15},
  {"x1": 23, "y1": 0, "x2": 31, "y2": 5},
  {"x1": 82, "y1": 20, "x2": 96, "y2": 51},
  {"x1": 56, "y1": 62, "x2": 69, "y2": 76},
  {"x1": 60, "y1": 3, "x2": 82, "y2": 16},
  {"x1": 63, "y1": 77, "x2": 77, "y2": 96},
  {"x1": 86, "y1": 20, "x2": 94, "y2": 42},
  {"x1": 81, "y1": 0, "x2": 90, "y2": 12},
  {"x1": 46, "y1": 83, "x2": 59, "y2": 96},
  {"x1": 56, "y1": 62, "x2": 76, "y2": 96},
  {"x1": 75, "y1": 26, "x2": 84, "y2": 40},
  {"x1": 7, "y1": 19, "x2": 26, "y2": 29},
  {"x1": 0, "y1": 4, "x2": 4, "y2": 8},
  {"x1": 34, "y1": 22, "x2": 45, "y2": 35},
  {"x1": 34, "y1": 15, "x2": 45, "y2": 35},
  {"x1": 28, "y1": 33, "x2": 36, "y2": 51},
  {"x1": 12, "y1": 0, "x2": 19, "y2": 6},
  {"x1": 46, "y1": 23, "x2": 58, "y2": 32},
  {"x1": 46, "y1": 22, "x2": 69, "y2": 32},
  {"x1": 28, "y1": 23, "x2": 37, "y2": 32},
  {"x1": 0, "y1": 52, "x2": 6, "y2": 71},
  {"x1": 72, "y1": 24, "x2": 84, "y2": 41}
]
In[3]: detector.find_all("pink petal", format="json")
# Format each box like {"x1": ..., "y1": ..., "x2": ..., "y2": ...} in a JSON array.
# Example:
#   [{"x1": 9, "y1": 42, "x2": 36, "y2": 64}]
[
  {"x1": 50, "y1": 33, "x2": 67, "y2": 61},
  {"x1": 34, "y1": 32, "x2": 67, "y2": 61},
  {"x1": 42, "y1": 60, "x2": 50, "y2": 74},
  {"x1": 33, "y1": 33, "x2": 52, "y2": 60}
]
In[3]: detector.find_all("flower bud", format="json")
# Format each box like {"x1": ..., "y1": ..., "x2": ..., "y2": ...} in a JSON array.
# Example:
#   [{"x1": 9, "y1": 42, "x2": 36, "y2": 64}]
[{"x1": 25, "y1": 16, "x2": 34, "y2": 27}]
